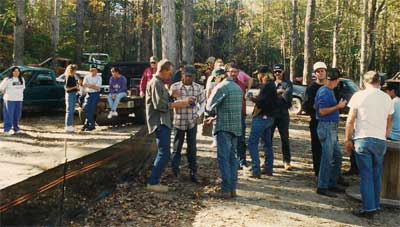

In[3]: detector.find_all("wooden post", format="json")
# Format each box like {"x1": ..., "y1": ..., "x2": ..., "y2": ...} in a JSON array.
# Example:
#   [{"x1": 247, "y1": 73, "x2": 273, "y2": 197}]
[{"x1": 381, "y1": 140, "x2": 400, "y2": 200}]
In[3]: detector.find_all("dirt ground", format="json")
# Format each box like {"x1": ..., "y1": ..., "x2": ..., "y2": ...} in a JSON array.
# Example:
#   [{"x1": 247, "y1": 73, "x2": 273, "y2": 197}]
[
  {"x1": 0, "y1": 112, "x2": 140, "y2": 189},
  {"x1": 62, "y1": 115, "x2": 399, "y2": 227}
]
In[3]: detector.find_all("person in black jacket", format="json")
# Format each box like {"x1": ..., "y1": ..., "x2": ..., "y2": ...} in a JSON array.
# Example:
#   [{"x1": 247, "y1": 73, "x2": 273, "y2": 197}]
[
  {"x1": 271, "y1": 64, "x2": 293, "y2": 170},
  {"x1": 247, "y1": 66, "x2": 278, "y2": 177},
  {"x1": 302, "y1": 62, "x2": 327, "y2": 177}
]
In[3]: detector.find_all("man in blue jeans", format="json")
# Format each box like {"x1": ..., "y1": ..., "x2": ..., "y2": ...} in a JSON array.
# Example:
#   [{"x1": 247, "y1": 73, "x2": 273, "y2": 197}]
[
  {"x1": 206, "y1": 63, "x2": 243, "y2": 199},
  {"x1": 314, "y1": 68, "x2": 347, "y2": 197},
  {"x1": 82, "y1": 67, "x2": 102, "y2": 131},
  {"x1": 248, "y1": 66, "x2": 277, "y2": 177},
  {"x1": 145, "y1": 59, "x2": 195, "y2": 192},
  {"x1": 169, "y1": 65, "x2": 206, "y2": 183},
  {"x1": 345, "y1": 71, "x2": 394, "y2": 218}
]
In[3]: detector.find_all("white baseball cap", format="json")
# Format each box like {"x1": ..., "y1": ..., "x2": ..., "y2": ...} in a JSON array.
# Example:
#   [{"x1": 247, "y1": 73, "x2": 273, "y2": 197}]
[{"x1": 313, "y1": 62, "x2": 327, "y2": 72}]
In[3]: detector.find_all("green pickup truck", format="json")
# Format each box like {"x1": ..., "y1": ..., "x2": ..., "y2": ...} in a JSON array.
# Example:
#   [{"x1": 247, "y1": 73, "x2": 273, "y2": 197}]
[{"x1": 0, "y1": 66, "x2": 65, "y2": 119}]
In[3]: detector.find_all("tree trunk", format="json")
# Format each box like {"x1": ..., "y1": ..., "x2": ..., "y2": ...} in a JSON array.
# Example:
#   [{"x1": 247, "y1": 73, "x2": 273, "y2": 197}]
[
  {"x1": 289, "y1": 0, "x2": 298, "y2": 82},
  {"x1": 161, "y1": 0, "x2": 177, "y2": 66},
  {"x1": 141, "y1": 0, "x2": 151, "y2": 60},
  {"x1": 182, "y1": 0, "x2": 194, "y2": 64},
  {"x1": 50, "y1": 0, "x2": 60, "y2": 68},
  {"x1": 76, "y1": 0, "x2": 85, "y2": 66},
  {"x1": 332, "y1": 0, "x2": 341, "y2": 68},
  {"x1": 302, "y1": 0, "x2": 315, "y2": 85},
  {"x1": 151, "y1": 0, "x2": 158, "y2": 58},
  {"x1": 13, "y1": 0, "x2": 25, "y2": 65},
  {"x1": 360, "y1": 0, "x2": 368, "y2": 86},
  {"x1": 280, "y1": 2, "x2": 286, "y2": 69}
]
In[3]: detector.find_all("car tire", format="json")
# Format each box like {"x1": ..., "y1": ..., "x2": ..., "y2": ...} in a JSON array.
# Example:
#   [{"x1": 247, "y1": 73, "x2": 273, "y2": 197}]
[
  {"x1": 133, "y1": 108, "x2": 146, "y2": 124},
  {"x1": 289, "y1": 97, "x2": 302, "y2": 115}
]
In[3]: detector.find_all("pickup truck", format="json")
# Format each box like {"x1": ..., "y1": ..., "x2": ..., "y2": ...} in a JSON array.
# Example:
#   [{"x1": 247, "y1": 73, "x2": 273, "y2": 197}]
[
  {"x1": 76, "y1": 62, "x2": 149, "y2": 125},
  {"x1": 0, "y1": 66, "x2": 65, "y2": 120}
]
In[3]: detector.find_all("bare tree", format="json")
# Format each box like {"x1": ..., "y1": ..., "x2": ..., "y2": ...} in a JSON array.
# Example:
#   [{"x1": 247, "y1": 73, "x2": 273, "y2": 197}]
[
  {"x1": 152, "y1": 0, "x2": 158, "y2": 58},
  {"x1": 332, "y1": 0, "x2": 342, "y2": 68},
  {"x1": 360, "y1": 0, "x2": 368, "y2": 86},
  {"x1": 50, "y1": 0, "x2": 61, "y2": 68},
  {"x1": 302, "y1": 0, "x2": 315, "y2": 85},
  {"x1": 13, "y1": 0, "x2": 25, "y2": 65},
  {"x1": 76, "y1": 0, "x2": 85, "y2": 66},
  {"x1": 182, "y1": 0, "x2": 194, "y2": 64},
  {"x1": 161, "y1": 0, "x2": 177, "y2": 66},
  {"x1": 289, "y1": 0, "x2": 298, "y2": 82}
]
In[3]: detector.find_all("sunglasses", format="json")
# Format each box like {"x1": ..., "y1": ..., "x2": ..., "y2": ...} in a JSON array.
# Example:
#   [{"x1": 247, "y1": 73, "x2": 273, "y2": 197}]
[
  {"x1": 274, "y1": 71, "x2": 282, "y2": 74},
  {"x1": 150, "y1": 62, "x2": 156, "y2": 64}
]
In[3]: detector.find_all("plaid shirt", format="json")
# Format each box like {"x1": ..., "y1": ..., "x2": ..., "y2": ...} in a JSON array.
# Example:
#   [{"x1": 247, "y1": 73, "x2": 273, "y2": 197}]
[
  {"x1": 206, "y1": 78, "x2": 243, "y2": 136},
  {"x1": 170, "y1": 81, "x2": 206, "y2": 130}
]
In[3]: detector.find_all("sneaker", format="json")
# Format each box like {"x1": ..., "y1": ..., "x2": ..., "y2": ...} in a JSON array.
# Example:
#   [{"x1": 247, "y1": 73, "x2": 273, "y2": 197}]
[
  {"x1": 107, "y1": 112, "x2": 113, "y2": 119},
  {"x1": 3, "y1": 131, "x2": 12, "y2": 136},
  {"x1": 316, "y1": 188, "x2": 337, "y2": 198},
  {"x1": 14, "y1": 130, "x2": 22, "y2": 135},
  {"x1": 329, "y1": 186, "x2": 346, "y2": 193},
  {"x1": 65, "y1": 126, "x2": 75, "y2": 133},
  {"x1": 284, "y1": 162, "x2": 292, "y2": 170},
  {"x1": 146, "y1": 184, "x2": 169, "y2": 192},
  {"x1": 112, "y1": 111, "x2": 118, "y2": 116}
]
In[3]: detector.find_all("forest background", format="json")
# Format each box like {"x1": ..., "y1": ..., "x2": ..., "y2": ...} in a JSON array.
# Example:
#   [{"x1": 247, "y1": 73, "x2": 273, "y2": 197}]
[{"x1": 0, "y1": 0, "x2": 399, "y2": 84}]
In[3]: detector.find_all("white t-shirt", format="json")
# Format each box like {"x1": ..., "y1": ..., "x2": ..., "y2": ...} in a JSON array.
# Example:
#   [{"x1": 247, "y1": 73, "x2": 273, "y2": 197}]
[
  {"x1": 347, "y1": 87, "x2": 394, "y2": 140},
  {"x1": 83, "y1": 75, "x2": 102, "y2": 93},
  {"x1": 0, "y1": 77, "x2": 25, "y2": 101}
]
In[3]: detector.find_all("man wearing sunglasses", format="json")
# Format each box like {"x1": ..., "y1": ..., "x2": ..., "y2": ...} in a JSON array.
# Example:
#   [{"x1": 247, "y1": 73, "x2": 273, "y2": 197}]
[{"x1": 271, "y1": 64, "x2": 293, "y2": 171}]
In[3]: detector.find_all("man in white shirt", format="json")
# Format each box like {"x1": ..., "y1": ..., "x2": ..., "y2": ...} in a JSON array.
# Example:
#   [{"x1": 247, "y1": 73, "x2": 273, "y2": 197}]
[
  {"x1": 82, "y1": 67, "x2": 102, "y2": 131},
  {"x1": 345, "y1": 71, "x2": 394, "y2": 218}
]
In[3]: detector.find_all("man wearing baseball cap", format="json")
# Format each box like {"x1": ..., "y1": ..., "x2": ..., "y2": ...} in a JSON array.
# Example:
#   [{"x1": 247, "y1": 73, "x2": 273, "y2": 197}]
[
  {"x1": 314, "y1": 68, "x2": 347, "y2": 197},
  {"x1": 271, "y1": 63, "x2": 293, "y2": 170},
  {"x1": 302, "y1": 61, "x2": 328, "y2": 178},
  {"x1": 169, "y1": 65, "x2": 206, "y2": 183}
]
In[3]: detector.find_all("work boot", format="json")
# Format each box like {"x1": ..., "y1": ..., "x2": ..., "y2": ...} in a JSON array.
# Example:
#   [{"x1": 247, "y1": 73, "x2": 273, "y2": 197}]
[
  {"x1": 337, "y1": 176, "x2": 350, "y2": 187},
  {"x1": 316, "y1": 188, "x2": 337, "y2": 198},
  {"x1": 210, "y1": 191, "x2": 231, "y2": 199},
  {"x1": 329, "y1": 186, "x2": 346, "y2": 193},
  {"x1": 351, "y1": 210, "x2": 375, "y2": 219}
]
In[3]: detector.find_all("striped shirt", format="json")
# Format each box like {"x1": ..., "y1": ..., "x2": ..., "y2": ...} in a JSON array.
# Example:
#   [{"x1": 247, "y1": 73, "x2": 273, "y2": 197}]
[{"x1": 170, "y1": 81, "x2": 206, "y2": 130}]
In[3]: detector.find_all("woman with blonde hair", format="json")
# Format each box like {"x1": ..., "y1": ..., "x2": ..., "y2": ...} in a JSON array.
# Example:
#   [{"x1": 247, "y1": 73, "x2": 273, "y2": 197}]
[{"x1": 63, "y1": 64, "x2": 79, "y2": 132}]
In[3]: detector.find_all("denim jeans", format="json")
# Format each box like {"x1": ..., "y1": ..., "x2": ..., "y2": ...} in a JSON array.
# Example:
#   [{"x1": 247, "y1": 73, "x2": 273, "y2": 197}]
[
  {"x1": 216, "y1": 131, "x2": 238, "y2": 193},
  {"x1": 237, "y1": 115, "x2": 247, "y2": 166},
  {"x1": 84, "y1": 92, "x2": 100, "y2": 128},
  {"x1": 354, "y1": 137, "x2": 386, "y2": 212},
  {"x1": 171, "y1": 125, "x2": 197, "y2": 174},
  {"x1": 65, "y1": 92, "x2": 77, "y2": 127},
  {"x1": 317, "y1": 122, "x2": 342, "y2": 189},
  {"x1": 3, "y1": 101, "x2": 22, "y2": 132},
  {"x1": 271, "y1": 111, "x2": 291, "y2": 163},
  {"x1": 107, "y1": 92, "x2": 127, "y2": 111},
  {"x1": 248, "y1": 115, "x2": 274, "y2": 176},
  {"x1": 148, "y1": 125, "x2": 171, "y2": 185}
]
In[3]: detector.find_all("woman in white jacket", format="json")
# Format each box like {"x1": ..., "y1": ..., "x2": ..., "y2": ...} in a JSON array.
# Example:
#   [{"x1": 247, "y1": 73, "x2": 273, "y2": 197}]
[{"x1": 0, "y1": 67, "x2": 25, "y2": 135}]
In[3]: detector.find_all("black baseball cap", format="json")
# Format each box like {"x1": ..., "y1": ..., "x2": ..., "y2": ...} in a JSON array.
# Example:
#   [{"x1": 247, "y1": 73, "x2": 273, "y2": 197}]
[
  {"x1": 272, "y1": 64, "x2": 284, "y2": 72},
  {"x1": 253, "y1": 65, "x2": 270, "y2": 75},
  {"x1": 183, "y1": 65, "x2": 196, "y2": 76}
]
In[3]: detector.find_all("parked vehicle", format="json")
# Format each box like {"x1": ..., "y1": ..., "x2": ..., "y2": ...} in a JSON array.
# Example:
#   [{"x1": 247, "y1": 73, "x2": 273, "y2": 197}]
[
  {"x1": 28, "y1": 57, "x2": 72, "y2": 76},
  {"x1": 289, "y1": 78, "x2": 359, "y2": 115},
  {"x1": 82, "y1": 53, "x2": 110, "y2": 72},
  {"x1": 0, "y1": 66, "x2": 65, "y2": 120},
  {"x1": 76, "y1": 61, "x2": 149, "y2": 125}
]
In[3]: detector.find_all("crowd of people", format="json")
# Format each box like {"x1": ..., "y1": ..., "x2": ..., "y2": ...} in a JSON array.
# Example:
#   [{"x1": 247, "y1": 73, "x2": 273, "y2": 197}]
[
  {"x1": 0, "y1": 56, "x2": 399, "y2": 219},
  {"x1": 143, "y1": 57, "x2": 399, "y2": 219}
]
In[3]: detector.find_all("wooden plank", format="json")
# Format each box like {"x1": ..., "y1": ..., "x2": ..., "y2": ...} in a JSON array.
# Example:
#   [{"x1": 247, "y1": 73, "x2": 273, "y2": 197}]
[{"x1": 0, "y1": 127, "x2": 156, "y2": 226}]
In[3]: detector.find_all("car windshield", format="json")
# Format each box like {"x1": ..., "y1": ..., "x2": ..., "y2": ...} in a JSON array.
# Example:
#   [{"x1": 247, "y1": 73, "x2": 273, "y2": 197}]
[{"x1": 343, "y1": 80, "x2": 359, "y2": 92}]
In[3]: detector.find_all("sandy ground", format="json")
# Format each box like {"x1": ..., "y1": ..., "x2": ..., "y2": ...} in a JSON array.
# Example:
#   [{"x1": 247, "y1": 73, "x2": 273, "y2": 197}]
[
  {"x1": 66, "y1": 115, "x2": 399, "y2": 227},
  {"x1": 0, "y1": 112, "x2": 140, "y2": 189}
]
